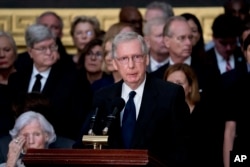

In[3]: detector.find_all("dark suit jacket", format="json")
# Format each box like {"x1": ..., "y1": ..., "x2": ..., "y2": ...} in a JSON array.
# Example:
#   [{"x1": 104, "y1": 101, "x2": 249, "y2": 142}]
[
  {"x1": 74, "y1": 74, "x2": 190, "y2": 167},
  {"x1": 205, "y1": 47, "x2": 245, "y2": 73},
  {"x1": 150, "y1": 56, "x2": 222, "y2": 102},
  {"x1": 0, "y1": 84, "x2": 14, "y2": 137},
  {"x1": 205, "y1": 47, "x2": 246, "y2": 90},
  {"x1": 8, "y1": 61, "x2": 93, "y2": 140}
]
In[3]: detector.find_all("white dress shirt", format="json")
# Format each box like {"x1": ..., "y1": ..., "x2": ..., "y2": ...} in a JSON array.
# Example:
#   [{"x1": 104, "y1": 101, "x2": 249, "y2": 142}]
[
  {"x1": 150, "y1": 56, "x2": 169, "y2": 72},
  {"x1": 169, "y1": 56, "x2": 192, "y2": 66},
  {"x1": 28, "y1": 65, "x2": 51, "y2": 92},
  {"x1": 214, "y1": 48, "x2": 234, "y2": 74},
  {"x1": 120, "y1": 75, "x2": 146, "y2": 126}
]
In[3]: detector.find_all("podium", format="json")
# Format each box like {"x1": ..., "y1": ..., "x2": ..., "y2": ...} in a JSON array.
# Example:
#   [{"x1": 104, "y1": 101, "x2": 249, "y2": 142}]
[{"x1": 22, "y1": 149, "x2": 165, "y2": 166}]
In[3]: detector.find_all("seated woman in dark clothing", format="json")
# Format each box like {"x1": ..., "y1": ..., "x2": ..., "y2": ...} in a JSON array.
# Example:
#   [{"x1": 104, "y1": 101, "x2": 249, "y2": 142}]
[
  {"x1": 0, "y1": 111, "x2": 56, "y2": 167},
  {"x1": 0, "y1": 31, "x2": 18, "y2": 137},
  {"x1": 77, "y1": 38, "x2": 114, "y2": 94}
]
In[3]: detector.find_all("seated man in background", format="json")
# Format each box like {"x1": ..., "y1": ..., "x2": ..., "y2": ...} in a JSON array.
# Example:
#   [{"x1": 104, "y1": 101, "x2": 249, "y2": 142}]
[
  {"x1": 8, "y1": 24, "x2": 92, "y2": 141},
  {"x1": 15, "y1": 11, "x2": 74, "y2": 71}
]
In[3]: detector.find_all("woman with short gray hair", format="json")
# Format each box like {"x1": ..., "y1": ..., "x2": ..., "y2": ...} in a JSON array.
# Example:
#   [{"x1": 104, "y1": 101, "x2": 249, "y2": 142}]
[
  {"x1": 70, "y1": 15, "x2": 101, "y2": 64},
  {"x1": 0, "y1": 111, "x2": 56, "y2": 167}
]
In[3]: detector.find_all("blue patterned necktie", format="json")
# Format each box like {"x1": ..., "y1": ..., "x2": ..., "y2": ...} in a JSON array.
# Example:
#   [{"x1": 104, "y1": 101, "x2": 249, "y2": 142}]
[{"x1": 122, "y1": 91, "x2": 136, "y2": 149}]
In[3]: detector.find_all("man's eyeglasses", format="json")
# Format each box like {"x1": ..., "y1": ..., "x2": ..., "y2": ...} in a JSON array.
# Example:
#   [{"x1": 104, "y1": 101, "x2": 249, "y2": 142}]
[
  {"x1": 115, "y1": 55, "x2": 144, "y2": 64},
  {"x1": 32, "y1": 45, "x2": 58, "y2": 53},
  {"x1": 86, "y1": 51, "x2": 103, "y2": 59}
]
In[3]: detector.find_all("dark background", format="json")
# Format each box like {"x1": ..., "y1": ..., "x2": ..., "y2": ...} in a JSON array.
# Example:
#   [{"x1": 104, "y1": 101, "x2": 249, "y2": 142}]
[{"x1": 1, "y1": 0, "x2": 249, "y2": 8}]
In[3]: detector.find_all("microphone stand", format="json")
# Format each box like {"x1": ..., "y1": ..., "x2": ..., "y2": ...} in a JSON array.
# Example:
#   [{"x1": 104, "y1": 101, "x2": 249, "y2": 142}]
[
  {"x1": 82, "y1": 134, "x2": 108, "y2": 150},
  {"x1": 83, "y1": 98, "x2": 125, "y2": 149}
]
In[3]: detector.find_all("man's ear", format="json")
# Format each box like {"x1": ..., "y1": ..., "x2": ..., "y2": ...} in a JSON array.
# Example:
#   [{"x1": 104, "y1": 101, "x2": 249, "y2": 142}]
[
  {"x1": 145, "y1": 54, "x2": 149, "y2": 66},
  {"x1": 164, "y1": 36, "x2": 170, "y2": 48},
  {"x1": 144, "y1": 36, "x2": 151, "y2": 48},
  {"x1": 27, "y1": 47, "x2": 33, "y2": 59}
]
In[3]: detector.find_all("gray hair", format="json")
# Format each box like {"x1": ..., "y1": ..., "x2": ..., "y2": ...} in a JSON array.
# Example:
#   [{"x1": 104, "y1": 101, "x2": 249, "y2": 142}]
[
  {"x1": 163, "y1": 16, "x2": 187, "y2": 37},
  {"x1": 25, "y1": 24, "x2": 56, "y2": 48},
  {"x1": 36, "y1": 11, "x2": 64, "y2": 30},
  {"x1": 70, "y1": 15, "x2": 101, "y2": 37},
  {"x1": 0, "y1": 31, "x2": 17, "y2": 55},
  {"x1": 9, "y1": 111, "x2": 56, "y2": 147},
  {"x1": 143, "y1": 17, "x2": 167, "y2": 36},
  {"x1": 112, "y1": 31, "x2": 148, "y2": 58},
  {"x1": 146, "y1": 1, "x2": 174, "y2": 19}
]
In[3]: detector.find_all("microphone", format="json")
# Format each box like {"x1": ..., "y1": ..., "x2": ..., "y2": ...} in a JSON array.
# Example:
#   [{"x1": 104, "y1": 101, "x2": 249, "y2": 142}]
[
  {"x1": 88, "y1": 99, "x2": 104, "y2": 135},
  {"x1": 102, "y1": 97, "x2": 125, "y2": 135}
]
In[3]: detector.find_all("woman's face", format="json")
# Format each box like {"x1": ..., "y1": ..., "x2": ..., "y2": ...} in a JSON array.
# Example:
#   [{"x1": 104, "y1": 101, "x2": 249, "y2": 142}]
[
  {"x1": 19, "y1": 120, "x2": 48, "y2": 152},
  {"x1": 166, "y1": 70, "x2": 191, "y2": 98},
  {"x1": 104, "y1": 41, "x2": 115, "y2": 72},
  {"x1": 84, "y1": 45, "x2": 104, "y2": 73},
  {"x1": 0, "y1": 36, "x2": 16, "y2": 70},
  {"x1": 72, "y1": 22, "x2": 96, "y2": 51},
  {"x1": 187, "y1": 19, "x2": 201, "y2": 46}
]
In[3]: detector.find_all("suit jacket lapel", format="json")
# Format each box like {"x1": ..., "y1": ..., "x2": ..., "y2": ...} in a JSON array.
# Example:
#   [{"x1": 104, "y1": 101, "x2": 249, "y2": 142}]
[
  {"x1": 42, "y1": 64, "x2": 61, "y2": 96},
  {"x1": 131, "y1": 75, "x2": 158, "y2": 147}
]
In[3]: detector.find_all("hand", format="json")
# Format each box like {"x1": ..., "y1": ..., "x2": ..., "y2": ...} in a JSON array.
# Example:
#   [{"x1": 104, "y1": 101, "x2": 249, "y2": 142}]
[{"x1": 6, "y1": 136, "x2": 26, "y2": 167}]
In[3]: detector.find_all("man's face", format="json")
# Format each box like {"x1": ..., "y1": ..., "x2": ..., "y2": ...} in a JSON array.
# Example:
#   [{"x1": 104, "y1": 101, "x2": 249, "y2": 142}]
[
  {"x1": 28, "y1": 38, "x2": 59, "y2": 71},
  {"x1": 38, "y1": 15, "x2": 62, "y2": 38},
  {"x1": 164, "y1": 20, "x2": 193, "y2": 61},
  {"x1": 213, "y1": 37, "x2": 237, "y2": 59},
  {"x1": 113, "y1": 39, "x2": 149, "y2": 89},
  {"x1": 145, "y1": 23, "x2": 168, "y2": 60},
  {"x1": 227, "y1": 1, "x2": 249, "y2": 21}
]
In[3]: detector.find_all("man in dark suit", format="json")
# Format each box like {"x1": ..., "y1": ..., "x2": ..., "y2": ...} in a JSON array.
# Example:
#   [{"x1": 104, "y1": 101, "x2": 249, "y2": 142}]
[
  {"x1": 150, "y1": 16, "x2": 226, "y2": 166},
  {"x1": 73, "y1": 31, "x2": 190, "y2": 166},
  {"x1": 205, "y1": 13, "x2": 246, "y2": 90},
  {"x1": 150, "y1": 16, "x2": 221, "y2": 99},
  {"x1": 14, "y1": 11, "x2": 74, "y2": 71},
  {"x1": 8, "y1": 24, "x2": 92, "y2": 141}
]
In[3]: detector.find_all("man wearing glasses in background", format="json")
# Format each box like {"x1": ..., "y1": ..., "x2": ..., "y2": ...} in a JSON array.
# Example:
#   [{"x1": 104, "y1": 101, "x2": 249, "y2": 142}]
[
  {"x1": 8, "y1": 24, "x2": 93, "y2": 141},
  {"x1": 73, "y1": 31, "x2": 190, "y2": 167},
  {"x1": 15, "y1": 11, "x2": 74, "y2": 71}
]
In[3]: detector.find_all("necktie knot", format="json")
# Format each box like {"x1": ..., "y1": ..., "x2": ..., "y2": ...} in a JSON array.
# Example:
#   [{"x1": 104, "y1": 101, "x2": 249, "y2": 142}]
[
  {"x1": 36, "y1": 74, "x2": 42, "y2": 80},
  {"x1": 129, "y1": 91, "x2": 136, "y2": 99}
]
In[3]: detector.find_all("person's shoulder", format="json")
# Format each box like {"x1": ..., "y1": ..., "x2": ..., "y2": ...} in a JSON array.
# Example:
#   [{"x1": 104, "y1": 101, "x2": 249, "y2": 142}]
[
  {"x1": 147, "y1": 74, "x2": 182, "y2": 90},
  {"x1": 94, "y1": 79, "x2": 121, "y2": 95},
  {"x1": 204, "y1": 40, "x2": 214, "y2": 51}
]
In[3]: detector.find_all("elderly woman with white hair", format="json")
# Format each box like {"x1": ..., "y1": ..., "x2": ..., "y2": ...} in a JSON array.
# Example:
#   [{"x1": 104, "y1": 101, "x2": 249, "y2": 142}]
[{"x1": 0, "y1": 111, "x2": 56, "y2": 167}]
